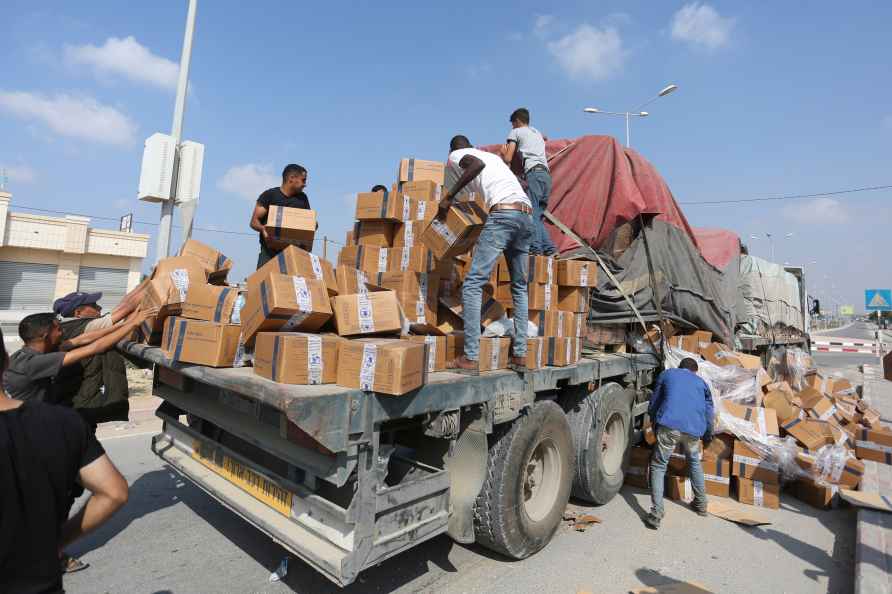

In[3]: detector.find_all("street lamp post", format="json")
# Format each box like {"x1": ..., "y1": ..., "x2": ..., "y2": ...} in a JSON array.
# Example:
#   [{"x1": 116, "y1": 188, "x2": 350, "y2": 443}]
[{"x1": 583, "y1": 84, "x2": 678, "y2": 147}]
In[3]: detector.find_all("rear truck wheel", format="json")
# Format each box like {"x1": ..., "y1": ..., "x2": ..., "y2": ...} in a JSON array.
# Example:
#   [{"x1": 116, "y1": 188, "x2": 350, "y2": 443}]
[
  {"x1": 564, "y1": 382, "x2": 635, "y2": 504},
  {"x1": 473, "y1": 400, "x2": 574, "y2": 559}
]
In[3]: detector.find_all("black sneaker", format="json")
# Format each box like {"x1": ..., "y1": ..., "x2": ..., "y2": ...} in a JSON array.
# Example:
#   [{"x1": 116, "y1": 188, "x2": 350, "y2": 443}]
[
  {"x1": 693, "y1": 500, "x2": 708, "y2": 516},
  {"x1": 644, "y1": 512, "x2": 662, "y2": 529}
]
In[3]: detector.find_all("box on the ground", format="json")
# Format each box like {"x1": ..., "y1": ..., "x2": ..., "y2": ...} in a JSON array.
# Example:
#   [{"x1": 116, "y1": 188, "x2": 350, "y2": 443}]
[
  {"x1": 528, "y1": 283, "x2": 558, "y2": 311},
  {"x1": 529, "y1": 310, "x2": 577, "y2": 337},
  {"x1": 792, "y1": 478, "x2": 838, "y2": 509},
  {"x1": 525, "y1": 337, "x2": 547, "y2": 370},
  {"x1": 703, "y1": 433, "x2": 735, "y2": 460},
  {"x1": 849, "y1": 426, "x2": 892, "y2": 448},
  {"x1": 765, "y1": 381, "x2": 794, "y2": 398},
  {"x1": 408, "y1": 335, "x2": 447, "y2": 372},
  {"x1": 735, "y1": 477, "x2": 780, "y2": 509},
  {"x1": 241, "y1": 274, "x2": 332, "y2": 344},
  {"x1": 723, "y1": 402, "x2": 780, "y2": 437},
  {"x1": 353, "y1": 221, "x2": 396, "y2": 247},
  {"x1": 388, "y1": 246, "x2": 437, "y2": 273},
  {"x1": 179, "y1": 239, "x2": 232, "y2": 284},
  {"x1": 861, "y1": 407, "x2": 882, "y2": 428},
  {"x1": 732, "y1": 440, "x2": 780, "y2": 484},
  {"x1": 265, "y1": 205, "x2": 316, "y2": 246},
  {"x1": 332, "y1": 290, "x2": 403, "y2": 337},
  {"x1": 478, "y1": 337, "x2": 510, "y2": 371},
  {"x1": 334, "y1": 265, "x2": 387, "y2": 296},
  {"x1": 399, "y1": 179, "x2": 442, "y2": 203},
  {"x1": 253, "y1": 332, "x2": 340, "y2": 384},
  {"x1": 794, "y1": 450, "x2": 863, "y2": 488},
  {"x1": 626, "y1": 446, "x2": 651, "y2": 489},
  {"x1": 337, "y1": 338, "x2": 426, "y2": 395},
  {"x1": 420, "y1": 201, "x2": 487, "y2": 260},
  {"x1": 393, "y1": 220, "x2": 430, "y2": 248},
  {"x1": 556, "y1": 260, "x2": 598, "y2": 287},
  {"x1": 546, "y1": 337, "x2": 581, "y2": 367},
  {"x1": 781, "y1": 417, "x2": 833, "y2": 451},
  {"x1": 764, "y1": 389, "x2": 798, "y2": 423},
  {"x1": 439, "y1": 293, "x2": 504, "y2": 330},
  {"x1": 398, "y1": 158, "x2": 445, "y2": 186},
  {"x1": 855, "y1": 440, "x2": 892, "y2": 465},
  {"x1": 669, "y1": 331, "x2": 713, "y2": 355},
  {"x1": 529, "y1": 255, "x2": 556, "y2": 285},
  {"x1": 338, "y1": 245, "x2": 391, "y2": 274},
  {"x1": 181, "y1": 284, "x2": 241, "y2": 323},
  {"x1": 248, "y1": 245, "x2": 336, "y2": 296},
  {"x1": 666, "y1": 475, "x2": 694, "y2": 503},
  {"x1": 799, "y1": 387, "x2": 845, "y2": 423},
  {"x1": 162, "y1": 316, "x2": 242, "y2": 367},
  {"x1": 556, "y1": 286, "x2": 590, "y2": 313},
  {"x1": 702, "y1": 457, "x2": 732, "y2": 497}
]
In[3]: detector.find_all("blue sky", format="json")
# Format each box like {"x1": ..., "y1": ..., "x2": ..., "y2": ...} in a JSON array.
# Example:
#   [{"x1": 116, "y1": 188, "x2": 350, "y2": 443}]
[{"x1": 1, "y1": 1, "x2": 890, "y2": 313}]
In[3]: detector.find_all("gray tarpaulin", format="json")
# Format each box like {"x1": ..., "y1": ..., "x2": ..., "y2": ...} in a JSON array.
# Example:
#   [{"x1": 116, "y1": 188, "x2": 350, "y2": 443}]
[{"x1": 736, "y1": 255, "x2": 804, "y2": 334}]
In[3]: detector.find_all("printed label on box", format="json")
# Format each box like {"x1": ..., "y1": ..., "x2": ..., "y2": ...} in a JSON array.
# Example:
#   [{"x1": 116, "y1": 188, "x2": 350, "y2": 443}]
[
  {"x1": 490, "y1": 341, "x2": 500, "y2": 370},
  {"x1": 430, "y1": 219, "x2": 457, "y2": 246},
  {"x1": 402, "y1": 196, "x2": 411, "y2": 221},
  {"x1": 360, "y1": 343, "x2": 377, "y2": 391},
  {"x1": 377, "y1": 248, "x2": 389, "y2": 272},
  {"x1": 170, "y1": 268, "x2": 190, "y2": 302},
  {"x1": 357, "y1": 294, "x2": 375, "y2": 333},
  {"x1": 306, "y1": 335, "x2": 323, "y2": 384},
  {"x1": 416, "y1": 201, "x2": 427, "y2": 220},
  {"x1": 400, "y1": 247, "x2": 410, "y2": 271},
  {"x1": 425, "y1": 335, "x2": 436, "y2": 372},
  {"x1": 753, "y1": 481, "x2": 764, "y2": 506},
  {"x1": 309, "y1": 254, "x2": 323, "y2": 280}
]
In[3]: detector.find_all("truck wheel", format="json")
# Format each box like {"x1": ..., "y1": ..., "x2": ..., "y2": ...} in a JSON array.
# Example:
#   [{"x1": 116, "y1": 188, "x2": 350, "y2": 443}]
[
  {"x1": 473, "y1": 400, "x2": 574, "y2": 559},
  {"x1": 564, "y1": 382, "x2": 634, "y2": 504}
]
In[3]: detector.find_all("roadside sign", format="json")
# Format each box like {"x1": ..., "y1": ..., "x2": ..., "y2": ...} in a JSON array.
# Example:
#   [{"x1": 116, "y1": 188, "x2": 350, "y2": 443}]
[
  {"x1": 839, "y1": 305, "x2": 855, "y2": 316},
  {"x1": 865, "y1": 289, "x2": 892, "y2": 311},
  {"x1": 120, "y1": 213, "x2": 133, "y2": 233}
]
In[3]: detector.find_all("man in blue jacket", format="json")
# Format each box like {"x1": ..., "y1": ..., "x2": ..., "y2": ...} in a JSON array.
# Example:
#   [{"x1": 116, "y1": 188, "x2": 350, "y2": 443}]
[{"x1": 645, "y1": 357, "x2": 715, "y2": 528}]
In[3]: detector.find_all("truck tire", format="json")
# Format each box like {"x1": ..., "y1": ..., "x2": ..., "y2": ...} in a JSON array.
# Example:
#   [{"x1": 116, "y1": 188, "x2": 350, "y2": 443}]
[
  {"x1": 564, "y1": 382, "x2": 634, "y2": 505},
  {"x1": 473, "y1": 400, "x2": 574, "y2": 559}
]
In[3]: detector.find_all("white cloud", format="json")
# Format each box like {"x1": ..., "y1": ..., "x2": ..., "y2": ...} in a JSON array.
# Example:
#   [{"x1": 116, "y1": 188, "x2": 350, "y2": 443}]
[
  {"x1": 546, "y1": 25, "x2": 626, "y2": 82},
  {"x1": 671, "y1": 3, "x2": 734, "y2": 50},
  {"x1": 217, "y1": 164, "x2": 278, "y2": 200},
  {"x1": 783, "y1": 197, "x2": 850, "y2": 224},
  {"x1": 65, "y1": 36, "x2": 179, "y2": 91},
  {"x1": 0, "y1": 164, "x2": 36, "y2": 184},
  {"x1": 0, "y1": 90, "x2": 137, "y2": 146},
  {"x1": 533, "y1": 14, "x2": 556, "y2": 39}
]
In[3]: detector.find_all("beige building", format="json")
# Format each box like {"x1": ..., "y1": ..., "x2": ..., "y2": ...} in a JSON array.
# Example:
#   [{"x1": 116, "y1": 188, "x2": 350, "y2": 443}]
[{"x1": 0, "y1": 191, "x2": 149, "y2": 314}]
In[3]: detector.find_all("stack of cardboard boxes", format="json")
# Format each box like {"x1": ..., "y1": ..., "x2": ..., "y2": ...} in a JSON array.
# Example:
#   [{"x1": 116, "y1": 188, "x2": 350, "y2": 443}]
[{"x1": 627, "y1": 330, "x2": 887, "y2": 511}]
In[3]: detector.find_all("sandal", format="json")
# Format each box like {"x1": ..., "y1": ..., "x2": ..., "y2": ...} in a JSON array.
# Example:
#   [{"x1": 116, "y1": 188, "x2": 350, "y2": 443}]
[{"x1": 61, "y1": 553, "x2": 89, "y2": 574}]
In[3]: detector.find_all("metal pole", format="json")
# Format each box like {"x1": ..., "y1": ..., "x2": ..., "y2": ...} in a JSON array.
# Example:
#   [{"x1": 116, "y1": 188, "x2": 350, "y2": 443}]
[
  {"x1": 322, "y1": 236, "x2": 328, "y2": 260},
  {"x1": 625, "y1": 112, "x2": 631, "y2": 147},
  {"x1": 155, "y1": 0, "x2": 198, "y2": 264}
]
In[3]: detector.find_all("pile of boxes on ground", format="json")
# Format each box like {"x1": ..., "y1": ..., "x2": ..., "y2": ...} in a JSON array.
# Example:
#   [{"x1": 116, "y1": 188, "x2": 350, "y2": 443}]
[
  {"x1": 135, "y1": 157, "x2": 600, "y2": 396},
  {"x1": 626, "y1": 329, "x2": 891, "y2": 510}
]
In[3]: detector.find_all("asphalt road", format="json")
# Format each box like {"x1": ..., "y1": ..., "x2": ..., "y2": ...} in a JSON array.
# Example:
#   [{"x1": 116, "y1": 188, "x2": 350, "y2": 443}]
[{"x1": 812, "y1": 321, "x2": 888, "y2": 372}]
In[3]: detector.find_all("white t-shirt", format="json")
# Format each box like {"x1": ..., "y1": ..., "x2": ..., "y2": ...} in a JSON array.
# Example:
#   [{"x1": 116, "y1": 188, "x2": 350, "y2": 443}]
[{"x1": 446, "y1": 148, "x2": 531, "y2": 210}]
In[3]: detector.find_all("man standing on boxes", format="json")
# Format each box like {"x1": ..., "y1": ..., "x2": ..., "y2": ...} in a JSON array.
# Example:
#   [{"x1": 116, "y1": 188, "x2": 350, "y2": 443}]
[
  {"x1": 645, "y1": 357, "x2": 715, "y2": 529},
  {"x1": 250, "y1": 164, "x2": 312, "y2": 268},
  {"x1": 440, "y1": 135, "x2": 534, "y2": 373},
  {"x1": 502, "y1": 108, "x2": 557, "y2": 256}
]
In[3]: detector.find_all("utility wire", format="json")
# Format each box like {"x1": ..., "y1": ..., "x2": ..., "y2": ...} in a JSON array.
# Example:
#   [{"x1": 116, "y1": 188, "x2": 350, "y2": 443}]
[{"x1": 679, "y1": 184, "x2": 891, "y2": 206}]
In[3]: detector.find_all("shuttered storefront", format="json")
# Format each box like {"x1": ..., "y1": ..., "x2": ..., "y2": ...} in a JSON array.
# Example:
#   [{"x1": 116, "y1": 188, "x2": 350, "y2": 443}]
[
  {"x1": 78, "y1": 266, "x2": 130, "y2": 311},
  {"x1": 0, "y1": 261, "x2": 59, "y2": 311}
]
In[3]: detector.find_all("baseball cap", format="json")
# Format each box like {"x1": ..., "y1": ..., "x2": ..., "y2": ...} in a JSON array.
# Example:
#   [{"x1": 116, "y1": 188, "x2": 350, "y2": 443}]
[{"x1": 53, "y1": 291, "x2": 103, "y2": 318}]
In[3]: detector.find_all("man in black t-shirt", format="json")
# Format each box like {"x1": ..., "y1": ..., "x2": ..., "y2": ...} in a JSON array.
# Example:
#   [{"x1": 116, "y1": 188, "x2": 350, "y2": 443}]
[
  {"x1": 249, "y1": 163, "x2": 313, "y2": 268},
  {"x1": 0, "y1": 329, "x2": 129, "y2": 593}
]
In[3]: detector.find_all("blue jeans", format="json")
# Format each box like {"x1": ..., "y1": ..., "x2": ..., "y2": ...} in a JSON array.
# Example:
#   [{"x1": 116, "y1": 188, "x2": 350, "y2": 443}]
[
  {"x1": 649, "y1": 425, "x2": 706, "y2": 516},
  {"x1": 462, "y1": 209, "x2": 533, "y2": 360},
  {"x1": 525, "y1": 169, "x2": 557, "y2": 255}
]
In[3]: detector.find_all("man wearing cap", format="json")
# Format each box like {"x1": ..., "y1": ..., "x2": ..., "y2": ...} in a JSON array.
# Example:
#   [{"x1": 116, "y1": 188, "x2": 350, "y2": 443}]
[{"x1": 53, "y1": 280, "x2": 148, "y2": 333}]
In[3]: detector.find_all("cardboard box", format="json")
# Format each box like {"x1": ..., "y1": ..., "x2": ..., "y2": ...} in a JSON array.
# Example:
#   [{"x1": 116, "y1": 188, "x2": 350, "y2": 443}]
[
  {"x1": 241, "y1": 274, "x2": 332, "y2": 343},
  {"x1": 703, "y1": 433, "x2": 735, "y2": 460},
  {"x1": 334, "y1": 265, "x2": 386, "y2": 296},
  {"x1": 436, "y1": 305, "x2": 464, "y2": 334},
  {"x1": 408, "y1": 335, "x2": 447, "y2": 372},
  {"x1": 344, "y1": 229, "x2": 355, "y2": 246},
  {"x1": 731, "y1": 440, "x2": 780, "y2": 484},
  {"x1": 479, "y1": 337, "x2": 510, "y2": 371},
  {"x1": 781, "y1": 417, "x2": 833, "y2": 451},
  {"x1": 253, "y1": 332, "x2": 340, "y2": 384},
  {"x1": 265, "y1": 205, "x2": 316, "y2": 246},
  {"x1": 702, "y1": 457, "x2": 732, "y2": 497},
  {"x1": 626, "y1": 446, "x2": 651, "y2": 489},
  {"x1": 799, "y1": 387, "x2": 843, "y2": 422},
  {"x1": 556, "y1": 286, "x2": 590, "y2": 313},
  {"x1": 831, "y1": 378, "x2": 855, "y2": 396},
  {"x1": 446, "y1": 333, "x2": 465, "y2": 362},
  {"x1": 393, "y1": 220, "x2": 430, "y2": 248},
  {"x1": 722, "y1": 403, "x2": 780, "y2": 437},
  {"x1": 152, "y1": 255, "x2": 209, "y2": 302},
  {"x1": 398, "y1": 158, "x2": 445, "y2": 186},
  {"x1": 701, "y1": 345, "x2": 743, "y2": 367},
  {"x1": 338, "y1": 245, "x2": 391, "y2": 274},
  {"x1": 764, "y1": 389, "x2": 798, "y2": 423},
  {"x1": 765, "y1": 381, "x2": 794, "y2": 399},
  {"x1": 848, "y1": 426, "x2": 892, "y2": 448},
  {"x1": 861, "y1": 408, "x2": 882, "y2": 428},
  {"x1": 179, "y1": 239, "x2": 233, "y2": 284},
  {"x1": 556, "y1": 260, "x2": 598, "y2": 287},
  {"x1": 439, "y1": 294, "x2": 504, "y2": 330},
  {"x1": 529, "y1": 255, "x2": 556, "y2": 285},
  {"x1": 399, "y1": 179, "x2": 442, "y2": 203},
  {"x1": 420, "y1": 201, "x2": 487, "y2": 260},
  {"x1": 666, "y1": 475, "x2": 694, "y2": 503},
  {"x1": 525, "y1": 337, "x2": 547, "y2": 370},
  {"x1": 181, "y1": 284, "x2": 241, "y2": 323},
  {"x1": 669, "y1": 331, "x2": 713, "y2": 355},
  {"x1": 355, "y1": 186, "x2": 411, "y2": 221},
  {"x1": 735, "y1": 477, "x2": 780, "y2": 509},
  {"x1": 138, "y1": 277, "x2": 189, "y2": 344},
  {"x1": 583, "y1": 322, "x2": 626, "y2": 345},
  {"x1": 792, "y1": 478, "x2": 838, "y2": 509},
  {"x1": 353, "y1": 221, "x2": 396, "y2": 247},
  {"x1": 529, "y1": 310, "x2": 577, "y2": 337},
  {"x1": 795, "y1": 450, "x2": 864, "y2": 488},
  {"x1": 162, "y1": 317, "x2": 242, "y2": 367},
  {"x1": 855, "y1": 440, "x2": 892, "y2": 465},
  {"x1": 388, "y1": 246, "x2": 437, "y2": 273},
  {"x1": 248, "y1": 245, "x2": 336, "y2": 296},
  {"x1": 337, "y1": 338, "x2": 426, "y2": 395},
  {"x1": 546, "y1": 337, "x2": 581, "y2": 367},
  {"x1": 332, "y1": 291, "x2": 403, "y2": 337},
  {"x1": 529, "y1": 283, "x2": 558, "y2": 311}
]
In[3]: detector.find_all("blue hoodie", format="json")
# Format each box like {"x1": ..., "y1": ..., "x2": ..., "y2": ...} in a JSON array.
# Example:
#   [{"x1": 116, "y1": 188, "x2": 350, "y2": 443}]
[{"x1": 648, "y1": 368, "x2": 715, "y2": 437}]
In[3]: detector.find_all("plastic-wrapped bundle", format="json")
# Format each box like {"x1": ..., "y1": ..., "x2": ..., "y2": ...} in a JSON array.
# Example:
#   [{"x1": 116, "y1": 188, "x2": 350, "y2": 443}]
[
  {"x1": 767, "y1": 346, "x2": 812, "y2": 391},
  {"x1": 665, "y1": 346, "x2": 761, "y2": 406}
]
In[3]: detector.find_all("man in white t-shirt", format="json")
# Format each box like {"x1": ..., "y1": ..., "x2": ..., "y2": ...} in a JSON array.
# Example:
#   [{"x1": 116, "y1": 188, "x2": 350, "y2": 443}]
[{"x1": 440, "y1": 135, "x2": 534, "y2": 373}]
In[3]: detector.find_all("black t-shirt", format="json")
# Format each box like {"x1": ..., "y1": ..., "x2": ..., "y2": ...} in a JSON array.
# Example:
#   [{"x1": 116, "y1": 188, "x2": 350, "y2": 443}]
[
  {"x1": 0, "y1": 400, "x2": 105, "y2": 593},
  {"x1": 3, "y1": 347, "x2": 66, "y2": 403},
  {"x1": 256, "y1": 187, "x2": 311, "y2": 247}
]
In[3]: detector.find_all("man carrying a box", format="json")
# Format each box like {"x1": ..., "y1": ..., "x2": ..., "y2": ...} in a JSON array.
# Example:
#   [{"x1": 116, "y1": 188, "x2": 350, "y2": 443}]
[
  {"x1": 250, "y1": 164, "x2": 313, "y2": 268},
  {"x1": 440, "y1": 135, "x2": 534, "y2": 373},
  {"x1": 502, "y1": 108, "x2": 557, "y2": 256},
  {"x1": 645, "y1": 357, "x2": 715, "y2": 528}
]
